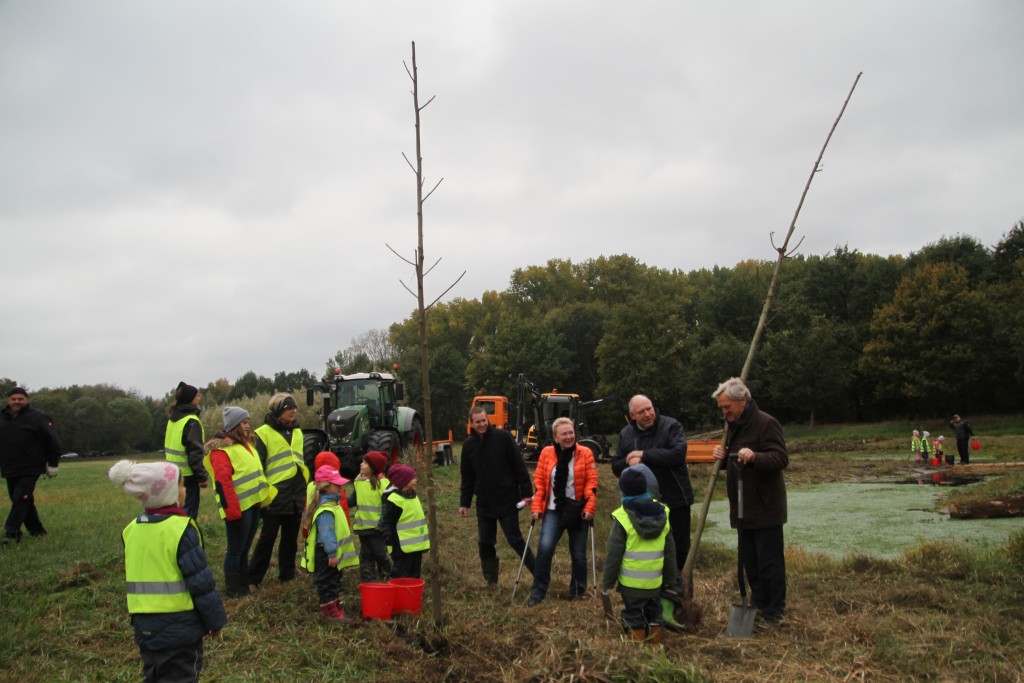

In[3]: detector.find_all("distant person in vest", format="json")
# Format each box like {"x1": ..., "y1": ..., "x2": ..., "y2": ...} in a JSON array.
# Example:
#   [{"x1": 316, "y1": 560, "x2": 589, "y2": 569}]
[
  {"x1": 712, "y1": 377, "x2": 789, "y2": 628},
  {"x1": 204, "y1": 407, "x2": 275, "y2": 597},
  {"x1": 0, "y1": 386, "x2": 62, "y2": 544},
  {"x1": 164, "y1": 381, "x2": 206, "y2": 520},
  {"x1": 248, "y1": 393, "x2": 309, "y2": 587},
  {"x1": 109, "y1": 459, "x2": 226, "y2": 682},
  {"x1": 601, "y1": 467, "x2": 679, "y2": 644}
]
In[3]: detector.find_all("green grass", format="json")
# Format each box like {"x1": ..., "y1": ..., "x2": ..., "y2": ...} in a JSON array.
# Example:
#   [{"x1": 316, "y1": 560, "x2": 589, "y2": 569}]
[{"x1": 2, "y1": 429, "x2": 1024, "y2": 682}]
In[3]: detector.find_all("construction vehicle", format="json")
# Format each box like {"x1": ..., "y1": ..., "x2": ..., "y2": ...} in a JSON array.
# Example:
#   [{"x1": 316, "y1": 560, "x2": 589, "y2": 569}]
[
  {"x1": 466, "y1": 395, "x2": 512, "y2": 435},
  {"x1": 304, "y1": 370, "x2": 424, "y2": 479},
  {"x1": 514, "y1": 373, "x2": 613, "y2": 463}
]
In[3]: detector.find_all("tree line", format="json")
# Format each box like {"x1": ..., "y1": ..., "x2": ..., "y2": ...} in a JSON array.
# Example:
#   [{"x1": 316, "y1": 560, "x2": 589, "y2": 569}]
[{"x1": 7, "y1": 223, "x2": 1022, "y2": 451}]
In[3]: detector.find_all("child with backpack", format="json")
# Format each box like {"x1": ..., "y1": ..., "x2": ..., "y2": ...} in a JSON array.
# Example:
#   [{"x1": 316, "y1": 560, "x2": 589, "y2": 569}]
[
  {"x1": 109, "y1": 459, "x2": 227, "y2": 682},
  {"x1": 380, "y1": 464, "x2": 429, "y2": 579},
  {"x1": 601, "y1": 468, "x2": 679, "y2": 644},
  {"x1": 301, "y1": 466, "x2": 358, "y2": 623}
]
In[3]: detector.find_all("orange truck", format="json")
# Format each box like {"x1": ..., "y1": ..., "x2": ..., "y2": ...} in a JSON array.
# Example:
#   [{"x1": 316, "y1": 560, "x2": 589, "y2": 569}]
[{"x1": 467, "y1": 395, "x2": 512, "y2": 435}]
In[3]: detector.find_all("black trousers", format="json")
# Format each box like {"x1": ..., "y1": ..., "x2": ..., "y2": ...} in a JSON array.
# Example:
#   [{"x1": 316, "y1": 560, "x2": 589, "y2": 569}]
[
  {"x1": 956, "y1": 437, "x2": 970, "y2": 464},
  {"x1": 620, "y1": 593, "x2": 662, "y2": 631},
  {"x1": 181, "y1": 475, "x2": 202, "y2": 521},
  {"x1": 476, "y1": 510, "x2": 529, "y2": 561},
  {"x1": 390, "y1": 549, "x2": 423, "y2": 579},
  {"x1": 357, "y1": 532, "x2": 392, "y2": 583},
  {"x1": 140, "y1": 641, "x2": 203, "y2": 683},
  {"x1": 668, "y1": 505, "x2": 691, "y2": 571},
  {"x1": 248, "y1": 510, "x2": 302, "y2": 584},
  {"x1": 4, "y1": 474, "x2": 44, "y2": 538},
  {"x1": 739, "y1": 524, "x2": 786, "y2": 622},
  {"x1": 312, "y1": 544, "x2": 344, "y2": 604}
]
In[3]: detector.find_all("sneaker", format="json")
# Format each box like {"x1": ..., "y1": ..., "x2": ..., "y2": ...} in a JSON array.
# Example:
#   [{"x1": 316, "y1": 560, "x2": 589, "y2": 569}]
[{"x1": 29, "y1": 530, "x2": 47, "y2": 538}]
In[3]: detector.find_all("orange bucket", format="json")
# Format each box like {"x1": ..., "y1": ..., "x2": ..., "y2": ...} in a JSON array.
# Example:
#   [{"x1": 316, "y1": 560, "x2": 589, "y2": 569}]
[
  {"x1": 359, "y1": 583, "x2": 395, "y2": 620},
  {"x1": 389, "y1": 578, "x2": 425, "y2": 615}
]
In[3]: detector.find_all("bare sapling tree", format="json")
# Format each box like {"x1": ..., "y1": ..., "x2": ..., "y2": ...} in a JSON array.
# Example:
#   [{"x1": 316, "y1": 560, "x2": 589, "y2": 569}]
[
  {"x1": 678, "y1": 72, "x2": 863, "y2": 627},
  {"x1": 386, "y1": 41, "x2": 465, "y2": 627}
]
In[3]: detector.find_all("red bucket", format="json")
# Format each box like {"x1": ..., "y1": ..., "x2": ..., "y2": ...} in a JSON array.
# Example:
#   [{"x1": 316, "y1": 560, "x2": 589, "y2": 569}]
[
  {"x1": 359, "y1": 583, "x2": 395, "y2": 620},
  {"x1": 971, "y1": 439, "x2": 981, "y2": 451},
  {"x1": 390, "y1": 578, "x2": 425, "y2": 615},
  {"x1": 929, "y1": 457, "x2": 940, "y2": 467}
]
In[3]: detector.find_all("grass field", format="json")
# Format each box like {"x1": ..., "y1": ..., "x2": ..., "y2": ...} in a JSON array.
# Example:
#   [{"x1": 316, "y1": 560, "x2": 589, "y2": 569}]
[{"x1": 1, "y1": 424, "x2": 1023, "y2": 682}]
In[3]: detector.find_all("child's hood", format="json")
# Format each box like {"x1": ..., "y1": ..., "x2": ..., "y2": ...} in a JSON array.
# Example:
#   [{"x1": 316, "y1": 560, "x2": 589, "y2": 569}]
[{"x1": 623, "y1": 499, "x2": 668, "y2": 539}]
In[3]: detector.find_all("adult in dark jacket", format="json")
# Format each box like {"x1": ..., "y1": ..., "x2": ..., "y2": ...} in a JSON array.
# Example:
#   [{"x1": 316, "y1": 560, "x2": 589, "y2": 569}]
[
  {"x1": 249, "y1": 393, "x2": 308, "y2": 586},
  {"x1": 711, "y1": 377, "x2": 789, "y2": 626},
  {"x1": 950, "y1": 414, "x2": 974, "y2": 465},
  {"x1": 164, "y1": 381, "x2": 207, "y2": 520},
  {"x1": 109, "y1": 459, "x2": 227, "y2": 682},
  {"x1": 0, "y1": 387, "x2": 61, "y2": 543},
  {"x1": 611, "y1": 395, "x2": 693, "y2": 570},
  {"x1": 459, "y1": 406, "x2": 535, "y2": 584}
]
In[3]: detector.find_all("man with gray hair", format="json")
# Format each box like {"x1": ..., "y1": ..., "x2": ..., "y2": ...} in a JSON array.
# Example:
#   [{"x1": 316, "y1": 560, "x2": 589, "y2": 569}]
[{"x1": 711, "y1": 377, "x2": 789, "y2": 628}]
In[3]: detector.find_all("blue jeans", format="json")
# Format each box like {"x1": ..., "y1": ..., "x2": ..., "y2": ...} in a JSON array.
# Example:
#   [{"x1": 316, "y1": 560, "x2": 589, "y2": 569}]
[
  {"x1": 223, "y1": 506, "x2": 260, "y2": 578},
  {"x1": 529, "y1": 512, "x2": 588, "y2": 602}
]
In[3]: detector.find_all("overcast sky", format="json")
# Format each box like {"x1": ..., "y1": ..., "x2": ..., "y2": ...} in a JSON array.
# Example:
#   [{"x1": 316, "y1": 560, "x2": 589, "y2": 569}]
[{"x1": 2, "y1": 1, "x2": 1021, "y2": 400}]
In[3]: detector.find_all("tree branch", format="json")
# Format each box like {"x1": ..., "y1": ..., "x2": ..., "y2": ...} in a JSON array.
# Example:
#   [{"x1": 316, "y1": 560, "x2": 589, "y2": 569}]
[
  {"x1": 386, "y1": 242, "x2": 416, "y2": 267},
  {"x1": 426, "y1": 270, "x2": 467, "y2": 310}
]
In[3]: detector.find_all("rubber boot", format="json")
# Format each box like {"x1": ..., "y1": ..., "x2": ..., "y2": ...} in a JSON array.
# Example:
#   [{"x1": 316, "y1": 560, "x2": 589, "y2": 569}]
[
  {"x1": 481, "y1": 557, "x2": 500, "y2": 585},
  {"x1": 320, "y1": 600, "x2": 352, "y2": 624},
  {"x1": 648, "y1": 625, "x2": 663, "y2": 646},
  {"x1": 628, "y1": 628, "x2": 647, "y2": 642}
]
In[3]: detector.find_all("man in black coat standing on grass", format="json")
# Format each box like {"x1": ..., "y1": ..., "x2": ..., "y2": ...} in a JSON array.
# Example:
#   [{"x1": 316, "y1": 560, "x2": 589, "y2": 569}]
[
  {"x1": 0, "y1": 387, "x2": 62, "y2": 544},
  {"x1": 611, "y1": 394, "x2": 693, "y2": 571},
  {"x1": 459, "y1": 406, "x2": 535, "y2": 585}
]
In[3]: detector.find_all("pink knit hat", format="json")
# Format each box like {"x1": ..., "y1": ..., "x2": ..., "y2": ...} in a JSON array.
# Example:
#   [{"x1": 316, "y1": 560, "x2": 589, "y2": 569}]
[{"x1": 108, "y1": 460, "x2": 181, "y2": 508}]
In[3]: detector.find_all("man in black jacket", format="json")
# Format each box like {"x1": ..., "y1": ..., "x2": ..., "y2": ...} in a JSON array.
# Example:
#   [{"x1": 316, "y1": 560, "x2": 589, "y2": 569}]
[
  {"x1": 712, "y1": 377, "x2": 789, "y2": 627},
  {"x1": 611, "y1": 394, "x2": 693, "y2": 571},
  {"x1": 0, "y1": 387, "x2": 62, "y2": 544},
  {"x1": 459, "y1": 406, "x2": 535, "y2": 585}
]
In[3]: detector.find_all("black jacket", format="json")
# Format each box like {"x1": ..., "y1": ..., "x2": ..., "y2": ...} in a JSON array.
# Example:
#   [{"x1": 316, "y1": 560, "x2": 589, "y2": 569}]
[
  {"x1": 127, "y1": 513, "x2": 227, "y2": 651},
  {"x1": 612, "y1": 413, "x2": 693, "y2": 508},
  {"x1": 0, "y1": 404, "x2": 61, "y2": 479},
  {"x1": 459, "y1": 426, "x2": 533, "y2": 517},
  {"x1": 724, "y1": 400, "x2": 789, "y2": 529}
]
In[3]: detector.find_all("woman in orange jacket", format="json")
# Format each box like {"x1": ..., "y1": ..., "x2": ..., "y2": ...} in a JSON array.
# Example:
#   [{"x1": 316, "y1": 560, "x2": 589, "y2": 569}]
[{"x1": 527, "y1": 417, "x2": 598, "y2": 606}]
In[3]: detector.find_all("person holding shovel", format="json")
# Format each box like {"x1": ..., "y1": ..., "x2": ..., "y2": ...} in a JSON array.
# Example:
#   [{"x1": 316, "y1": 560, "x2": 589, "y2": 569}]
[{"x1": 711, "y1": 377, "x2": 789, "y2": 628}]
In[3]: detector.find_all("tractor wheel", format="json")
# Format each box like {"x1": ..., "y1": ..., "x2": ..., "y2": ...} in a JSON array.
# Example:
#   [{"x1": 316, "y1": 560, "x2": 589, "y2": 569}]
[
  {"x1": 366, "y1": 430, "x2": 400, "y2": 468},
  {"x1": 403, "y1": 418, "x2": 425, "y2": 467},
  {"x1": 579, "y1": 437, "x2": 607, "y2": 462}
]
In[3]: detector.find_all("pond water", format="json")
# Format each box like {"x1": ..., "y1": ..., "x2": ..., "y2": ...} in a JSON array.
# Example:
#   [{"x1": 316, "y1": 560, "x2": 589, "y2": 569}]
[{"x1": 699, "y1": 480, "x2": 1024, "y2": 559}]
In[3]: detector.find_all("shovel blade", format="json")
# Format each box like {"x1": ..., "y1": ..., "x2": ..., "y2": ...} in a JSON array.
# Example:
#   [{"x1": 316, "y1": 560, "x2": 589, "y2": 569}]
[{"x1": 726, "y1": 601, "x2": 758, "y2": 638}]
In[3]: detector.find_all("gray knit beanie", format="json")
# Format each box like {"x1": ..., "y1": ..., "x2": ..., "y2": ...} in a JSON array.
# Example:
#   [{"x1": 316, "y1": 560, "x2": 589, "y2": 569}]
[{"x1": 223, "y1": 406, "x2": 250, "y2": 433}]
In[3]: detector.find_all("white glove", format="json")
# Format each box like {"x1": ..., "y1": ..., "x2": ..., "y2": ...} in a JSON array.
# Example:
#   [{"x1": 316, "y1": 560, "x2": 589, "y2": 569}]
[{"x1": 46, "y1": 465, "x2": 59, "y2": 479}]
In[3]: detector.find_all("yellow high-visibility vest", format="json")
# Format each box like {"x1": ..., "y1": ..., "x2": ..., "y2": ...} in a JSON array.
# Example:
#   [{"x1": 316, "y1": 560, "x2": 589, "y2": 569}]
[
  {"x1": 203, "y1": 442, "x2": 276, "y2": 519},
  {"x1": 122, "y1": 515, "x2": 199, "y2": 613},
  {"x1": 611, "y1": 504, "x2": 670, "y2": 590},
  {"x1": 302, "y1": 502, "x2": 359, "y2": 572},
  {"x1": 254, "y1": 424, "x2": 309, "y2": 486},
  {"x1": 389, "y1": 492, "x2": 430, "y2": 553},
  {"x1": 164, "y1": 415, "x2": 203, "y2": 476},
  {"x1": 352, "y1": 477, "x2": 390, "y2": 531}
]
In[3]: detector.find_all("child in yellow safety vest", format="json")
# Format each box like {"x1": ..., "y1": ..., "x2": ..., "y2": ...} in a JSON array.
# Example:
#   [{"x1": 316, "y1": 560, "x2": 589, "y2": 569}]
[
  {"x1": 380, "y1": 463, "x2": 430, "y2": 579},
  {"x1": 109, "y1": 459, "x2": 227, "y2": 681},
  {"x1": 346, "y1": 450, "x2": 393, "y2": 582},
  {"x1": 601, "y1": 468, "x2": 679, "y2": 644},
  {"x1": 301, "y1": 466, "x2": 358, "y2": 623},
  {"x1": 303, "y1": 452, "x2": 351, "y2": 537}
]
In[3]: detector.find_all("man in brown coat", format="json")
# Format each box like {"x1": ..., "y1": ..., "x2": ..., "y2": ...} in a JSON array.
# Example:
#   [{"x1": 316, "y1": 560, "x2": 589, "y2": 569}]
[{"x1": 712, "y1": 377, "x2": 789, "y2": 627}]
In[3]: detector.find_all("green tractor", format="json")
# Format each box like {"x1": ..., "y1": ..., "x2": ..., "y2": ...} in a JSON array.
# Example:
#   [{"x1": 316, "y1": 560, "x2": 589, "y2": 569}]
[{"x1": 304, "y1": 371, "x2": 424, "y2": 479}]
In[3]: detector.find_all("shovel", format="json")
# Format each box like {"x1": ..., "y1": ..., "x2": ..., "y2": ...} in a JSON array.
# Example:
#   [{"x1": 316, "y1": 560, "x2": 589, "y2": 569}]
[
  {"x1": 727, "y1": 454, "x2": 757, "y2": 638},
  {"x1": 511, "y1": 518, "x2": 536, "y2": 603}
]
